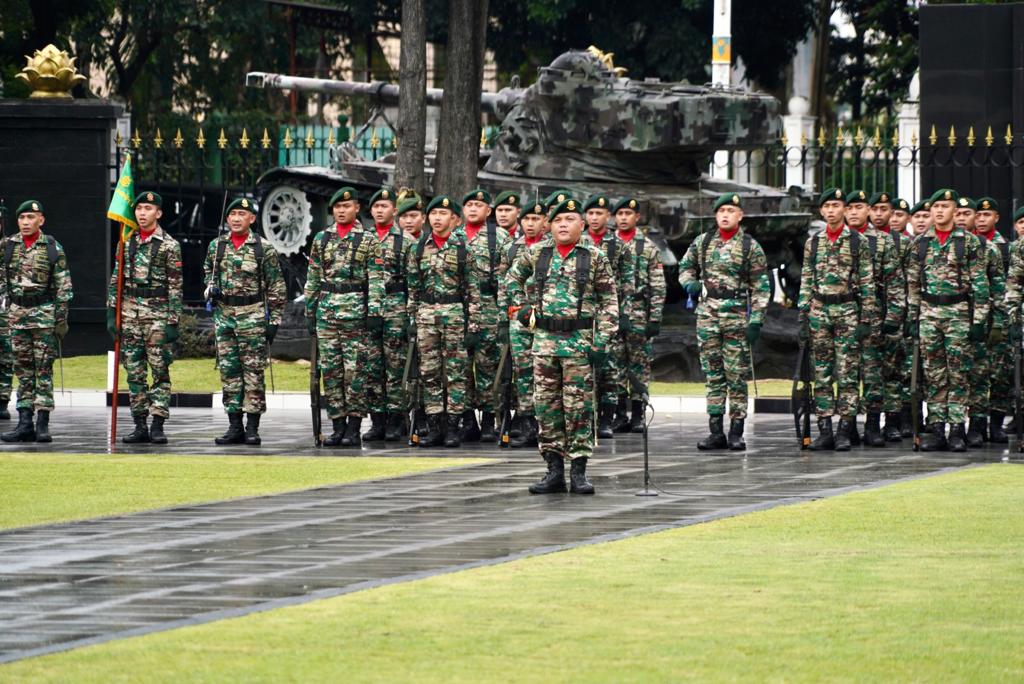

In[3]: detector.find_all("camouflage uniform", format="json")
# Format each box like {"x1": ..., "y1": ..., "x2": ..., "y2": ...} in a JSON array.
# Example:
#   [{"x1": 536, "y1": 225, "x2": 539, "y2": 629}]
[
  {"x1": 621, "y1": 229, "x2": 667, "y2": 400},
  {"x1": 500, "y1": 235, "x2": 542, "y2": 418},
  {"x1": 107, "y1": 227, "x2": 183, "y2": 419},
  {"x1": 906, "y1": 227, "x2": 989, "y2": 429},
  {"x1": 364, "y1": 225, "x2": 412, "y2": 422},
  {"x1": 885, "y1": 227, "x2": 915, "y2": 433},
  {"x1": 0, "y1": 232, "x2": 73, "y2": 412},
  {"x1": 968, "y1": 232, "x2": 1010, "y2": 426},
  {"x1": 678, "y1": 227, "x2": 770, "y2": 420},
  {"x1": 305, "y1": 225, "x2": 385, "y2": 420},
  {"x1": 204, "y1": 231, "x2": 286, "y2": 415},
  {"x1": 0, "y1": 308, "x2": 12, "y2": 412}
]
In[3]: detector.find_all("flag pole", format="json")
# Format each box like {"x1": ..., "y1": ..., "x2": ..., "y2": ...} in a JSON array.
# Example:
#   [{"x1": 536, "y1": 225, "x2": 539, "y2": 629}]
[{"x1": 110, "y1": 226, "x2": 127, "y2": 447}]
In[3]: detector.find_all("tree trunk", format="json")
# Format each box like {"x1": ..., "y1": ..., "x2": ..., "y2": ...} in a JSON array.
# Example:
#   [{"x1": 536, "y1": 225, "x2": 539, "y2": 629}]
[
  {"x1": 433, "y1": 0, "x2": 489, "y2": 197},
  {"x1": 395, "y1": 0, "x2": 427, "y2": 193}
]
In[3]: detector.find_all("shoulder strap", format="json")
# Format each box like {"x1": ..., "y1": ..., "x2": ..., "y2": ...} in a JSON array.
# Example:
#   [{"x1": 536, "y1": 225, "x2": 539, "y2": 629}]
[
  {"x1": 810, "y1": 234, "x2": 820, "y2": 290},
  {"x1": 128, "y1": 233, "x2": 139, "y2": 280},
  {"x1": 741, "y1": 234, "x2": 752, "y2": 284},
  {"x1": 956, "y1": 235, "x2": 966, "y2": 290},
  {"x1": 394, "y1": 232, "x2": 404, "y2": 275},
  {"x1": 214, "y1": 238, "x2": 228, "y2": 287},
  {"x1": 698, "y1": 229, "x2": 715, "y2": 278},
  {"x1": 416, "y1": 233, "x2": 430, "y2": 262},
  {"x1": 575, "y1": 248, "x2": 592, "y2": 317},
  {"x1": 607, "y1": 238, "x2": 617, "y2": 266},
  {"x1": 320, "y1": 230, "x2": 331, "y2": 260},
  {"x1": 633, "y1": 236, "x2": 646, "y2": 289},
  {"x1": 849, "y1": 230, "x2": 861, "y2": 291},
  {"x1": 536, "y1": 245, "x2": 554, "y2": 312},
  {"x1": 999, "y1": 240, "x2": 1010, "y2": 272},
  {"x1": 147, "y1": 237, "x2": 161, "y2": 287},
  {"x1": 3, "y1": 240, "x2": 14, "y2": 295},
  {"x1": 509, "y1": 242, "x2": 521, "y2": 265},
  {"x1": 252, "y1": 237, "x2": 265, "y2": 297}
]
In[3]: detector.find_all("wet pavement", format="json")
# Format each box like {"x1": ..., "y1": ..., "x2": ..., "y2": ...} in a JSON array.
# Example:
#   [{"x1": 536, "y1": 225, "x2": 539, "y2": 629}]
[{"x1": 0, "y1": 407, "x2": 1018, "y2": 663}]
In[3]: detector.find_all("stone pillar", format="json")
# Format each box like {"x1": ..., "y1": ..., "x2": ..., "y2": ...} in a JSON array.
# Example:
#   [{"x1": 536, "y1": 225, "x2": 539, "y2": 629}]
[
  {"x1": 897, "y1": 72, "x2": 921, "y2": 203},
  {"x1": 783, "y1": 96, "x2": 817, "y2": 191}
]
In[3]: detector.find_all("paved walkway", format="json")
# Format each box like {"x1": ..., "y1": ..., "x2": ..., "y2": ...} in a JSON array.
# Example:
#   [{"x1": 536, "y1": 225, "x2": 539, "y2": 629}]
[{"x1": 0, "y1": 408, "x2": 1016, "y2": 663}]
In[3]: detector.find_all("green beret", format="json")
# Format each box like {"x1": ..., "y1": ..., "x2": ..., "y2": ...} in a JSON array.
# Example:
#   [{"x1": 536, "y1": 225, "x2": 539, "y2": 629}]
[
  {"x1": 492, "y1": 190, "x2": 520, "y2": 209},
  {"x1": 1014, "y1": 206, "x2": 1024, "y2": 223},
  {"x1": 893, "y1": 198, "x2": 910, "y2": 212},
  {"x1": 544, "y1": 189, "x2": 574, "y2": 210},
  {"x1": 818, "y1": 187, "x2": 845, "y2": 206},
  {"x1": 426, "y1": 195, "x2": 461, "y2": 216},
  {"x1": 868, "y1": 191, "x2": 893, "y2": 206},
  {"x1": 16, "y1": 199, "x2": 44, "y2": 216},
  {"x1": 329, "y1": 187, "x2": 359, "y2": 206},
  {"x1": 929, "y1": 188, "x2": 959, "y2": 204},
  {"x1": 462, "y1": 188, "x2": 492, "y2": 206},
  {"x1": 845, "y1": 189, "x2": 869, "y2": 205},
  {"x1": 548, "y1": 197, "x2": 584, "y2": 221},
  {"x1": 225, "y1": 197, "x2": 257, "y2": 216},
  {"x1": 976, "y1": 197, "x2": 999, "y2": 212},
  {"x1": 713, "y1": 193, "x2": 742, "y2": 212},
  {"x1": 523, "y1": 197, "x2": 546, "y2": 217},
  {"x1": 134, "y1": 190, "x2": 162, "y2": 208},
  {"x1": 956, "y1": 196, "x2": 977, "y2": 211},
  {"x1": 910, "y1": 200, "x2": 931, "y2": 215},
  {"x1": 612, "y1": 197, "x2": 640, "y2": 214},
  {"x1": 368, "y1": 187, "x2": 396, "y2": 206},
  {"x1": 583, "y1": 195, "x2": 611, "y2": 212},
  {"x1": 396, "y1": 197, "x2": 425, "y2": 217}
]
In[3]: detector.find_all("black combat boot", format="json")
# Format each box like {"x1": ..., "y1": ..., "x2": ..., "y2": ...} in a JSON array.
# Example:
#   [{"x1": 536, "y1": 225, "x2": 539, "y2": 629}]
[
  {"x1": 848, "y1": 415, "x2": 861, "y2": 447},
  {"x1": 244, "y1": 413, "x2": 262, "y2": 445},
  {"x1": 883, "y1": 412, "x2": 903, "y2": 442},
  {"x1": 35, "y1": 410, "x2": 52, "y2": 443},
  {"x1": 948, "y1": 422, "x2": 967, "y2": 452},
  {"x1": 834, "y1": 417, "x2": 854, "y2": 452},
  {"x1": 919, "y1": 422, "x2": 948, "y2": 452},
  {"x1": 122, "y1": 413, "x2": 150, "y2": 444},
  {"x1": 444, "y1": 413, "x2": 462, "y2": 448},
  {"x1": 384, "y1": 412, "x2": 405, "y2": 442},
  {"x1": 509, "y1": 414, "x2": 538, "y2": 448},
  {"x1": 899, "y1": 403, "x2": 914, "y2": 438},
  {"x1": 569, "y1": 456, "x2": 595, "y2": 495},
  {"x1": 529, "y1": 452, "x2": 567, "y2": 494},
  {"x1": 727, "y1": 418, "x2": 746, "y2": 451},
  {"x1": 612, "y1": 396, "x2": 631, "y2": 433},
  {"x1": 2, "y1": 408, "x2": 35, "y2": 442},
  {"x1": 965, "y1": 417, "x2": 986, "y2": 448},
  {"x1": 150, "y1": 416, "x2": 167, "y2": 445},
  {"x1": 629, "y1": 400, "x2": 645, "y2": 433},
  {"x1": 362, "y1": 412, "x2": 385, "y2": 441},
  {"x1": 508, "y1": 413, "x2": 524, "y2": 440},
  {"x1": 341, "y1": 416, "x2": 362, "y2": 447},
  {"x1": 324, "y1": 417, "x2": 346, "y2": 447},
  {"x1": 0, "y1": 400, "x2": 9, "y2": 420},
  {"x1": 214, "y1": 413, "x2": 245, "y2": 445},
  {"x1": 864, "y1": 412, "x2": 885, "y2": 447},
  {"x1": 420, "y1": 413, "x2": 445, "y2": 448},
  {"x1": 479, "y1": 411, "x2": 497, "y2": 443},
  {"x1": 597, "y1": 403, "x2": 616, "y2": 439},
  {"x1": 808, "y1": 417, "x2": 835, "y2": 451},
  {"x1": 697, "y1": 415, "x2": 728, "y2": 450},
  {"x1": 459, "y1": 410, "x2": 481, "y2": 442},
  {"x1": 990, "y1": 410, "x2": 1008, "y2": 444}
]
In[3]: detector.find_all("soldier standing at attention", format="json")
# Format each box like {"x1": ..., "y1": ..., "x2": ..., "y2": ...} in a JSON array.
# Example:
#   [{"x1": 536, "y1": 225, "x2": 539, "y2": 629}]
[
  {"x1": 397, "y1": 194, "x2": 425, "y2": 240},
  {"x1": 910, "y1": 201, "x2": 931, "y2": 237},
  {"x1": 0, "y1": 200, "x2": 73, "y2": 443},
  {"x1": 507, "y1": 198, "x2": 618, "y2": 495},
  {"x1": 582, "y1": 193, "x2": 634, "y2": 438},
  {"x1": 1003, "y1": 206, "x2": 1024, "y2": 415},
  {"x1": 204, "y1": 198, "x2": 286, "y2": 446},
  {"x1": 679, "y1": 193, "x2": 770, "y2": 451},
  {"x1": 890, "y1": 198, "x2": 912, "y2": 238},
  {"x1": 797, "y1": 188, "x2": 875, "y2": 451},
  {"x1": 906, "y1": 189, "x2": 989, "y2": 452},
  {"x1": 407, "y1": 195, "x2": 482, "y2": 448},
  {"x1": 106, "y1": 191, "x2": 183, "y2": 445},
  {"x1": 458, "y1": 189, "x2": 511, "y2": 443},
  {"x1": 492, "y1": 191, "x2": 521, "y2": 239},
  {"x1": 614, "y1": 197, "x2": 666, "y2": 432}
]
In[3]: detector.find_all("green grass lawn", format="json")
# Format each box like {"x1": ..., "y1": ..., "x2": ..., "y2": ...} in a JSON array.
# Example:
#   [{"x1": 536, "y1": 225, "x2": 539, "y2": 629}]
[
  {"x1": 651, "y1": 379, "x2": 790, "y2": 396},
  {"x1": 5, "y1": 464, "x2": 1022, "y2": 682},
  {"x1": 0, "y1": 453, "x2": 488, "y2": 530}
]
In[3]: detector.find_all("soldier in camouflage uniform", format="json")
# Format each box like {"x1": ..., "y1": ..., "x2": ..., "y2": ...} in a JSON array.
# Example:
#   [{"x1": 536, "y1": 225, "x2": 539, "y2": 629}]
[
  {"x1": 362, "y1": 187, "x2": 413, "y2": 442},
  {"x1": 106, "y1": 191, "x2": 183, "y2": 445},
  {"x1": 305, "y1": 187, "x2": 385, "y2": 447},
  {"x1": 203, "y1": 198, "x2": 286, "y2": 446},
  {"x1": 680, "y1": 193, "x2": 770, "y2": 451},
  {"x1": 0, "y1": 200, "x2": 73, "y2": 443},
  {"x1": 581, "y1": 193, "x2": 634, "y2": 438},
  {"x1": 458, "y1": 189, "x2": 512, "y2": 443},
  {"x1": 507, "y1": 197, "x2": 618, "y2": 495},
  {"x1": 910, "y1": 200, "x2": 931, "y2": 237},
  {"x1": 0, "y1": 307, "x2": 11, "y2": 421},
  {"x1": 397, "y1": 193, "x2": 426, "y2": 240},
  {"x1": 797, "y1": 188, "x2": 875, "y2": 451},
  {"x1": 906, "y1": 188, "x2": 989, "y2": 452},
  {"x1": 1003, "y1": 206, "x2": 1024, "y2": 430},
  {"x1": 614, "y1": 197, "x2": 666, "y2": 432},
  {"x1": 492, "y1": 191, "x2": 521, "y2": 240},
  {"x1": 890, "y1": 197, "x2": 912, "y2": 239},
  {"x1": 406, "y1": 195, "x2": 482, "y2": 447}
]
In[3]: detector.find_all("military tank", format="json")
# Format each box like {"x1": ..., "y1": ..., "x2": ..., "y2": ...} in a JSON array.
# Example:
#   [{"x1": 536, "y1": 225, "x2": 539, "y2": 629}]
[{"x1": 246, "y1": 48, "x2": 810, "y2": 302}]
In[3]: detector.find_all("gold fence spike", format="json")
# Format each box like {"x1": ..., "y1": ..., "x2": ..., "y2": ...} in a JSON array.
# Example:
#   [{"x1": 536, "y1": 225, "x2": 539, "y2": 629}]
[
  {"x1": 239, "y1": 128, "x2": 250, "y2": 149},
  {"x1": 911, "y1": 130, "x2": 918, "y2": 147},
  {"x1": 985, "y1": 125, "x2": 994, "y2": 146},
  {"x1": 967, "y1": 126, "x2": 975, "y2": 147},
  {"x1": 817, "y1": 126, "x2": 827, "y2": 147},
  {"x1": 872, "y1": 127, "x2": 881, "y2": 148},
  {"x1": 326, "y1": 128, "x2": 335, "y2": 146},
  {"x1": 1006, "y1": 124, "x2": 1014, "y2": 146},
  {"x1": 947, "y1": 125, "x2": 956, "y2": 146},
  {"x1": 781, "y1": 131, "x2": 789, "y2": 147},
  {"x1": 173, "y1": 128, "x2": 184, "y2": 149},
  {"x1": 891, "y1": 129, "x2": 900, "y2": 147},
  {"x1": 154, "y1": 128, "x2": 164, "y2": 149},
  {"x1": 261, "y1": 128, "x2": 272, "y2": 149},
  {"x1": 854, "y1": 126, "x2": 864, "y2": 146},
  {"x1": 369, "y1": 128, "x2": 380, "y2": 149},
  {"x1": 837, "y1": 126, "x2": 847, "y2": 147},
  {"x1": 115, "y1": 130, "x2": 123, "y2": 146},
  {"x1": 800, "y1": 131, "x2": 808, "y2": 147},
  {"x1": 391, "y1": 135, "x2": 397, "y2": 150},
  {"x1": 480, "y1": 129, "x2": 488, "y2": 147},
  {"x1": 304, "y1": 129, "x2": 315, "y2": 149},
  {"x1": 196, "y1": 128, "x2": 206, "y2": 149},
  {"x1": 131, "y1": 130, "x2": 142, "y2": 149},
  {"x1": 217, "y1": 128, "x2": 228, "y2": 150},
  {"x1": 283, "y1": 129, "x2": 293, "y2": 148},
  {"x1": 928, "y1": 125, "x2": 937, "y2": 146}
]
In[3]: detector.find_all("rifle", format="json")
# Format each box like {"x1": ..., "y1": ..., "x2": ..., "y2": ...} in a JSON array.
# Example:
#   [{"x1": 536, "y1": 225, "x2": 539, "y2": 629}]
[
  {"x1": 491, "y1": 342, "x2": 513, "y2": 448},
  {"x1": 403, "y1": 335, "x2": 422, "y2": 446},
  {"x1": 910, "y1": 330, "x2": 922, "y2": 452},
  {"x1": 310, "y1": 330, "x2": 323, "y2": 447},
  {"x1": 791, "y1": 335, "x2": 812, "y2": 449}
]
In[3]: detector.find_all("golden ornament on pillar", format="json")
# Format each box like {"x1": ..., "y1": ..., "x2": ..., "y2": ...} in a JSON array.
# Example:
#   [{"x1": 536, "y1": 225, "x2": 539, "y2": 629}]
[{"x1": 15, "y1": 44, "x2": 87, "y2": 98}]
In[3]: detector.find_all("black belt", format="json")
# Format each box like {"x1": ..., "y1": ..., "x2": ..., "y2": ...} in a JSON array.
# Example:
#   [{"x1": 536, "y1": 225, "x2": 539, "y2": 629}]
[
  {"x1": 9, "y1": 293, "x2": 52, "y2": 307},
  {"x1": 125, "y1": 286, "x2": 168, "y2": 298},
  {"x1": 534, "y1": 316, "x2": 594, "y2": 332},
  {"x1": 322, "y1": 282, "x2": 366, "y2": 295},
  {"x1": 704, "y1": 287, "x2": 746, "y2": 300},
  {"x1": 421, "y1": 293, "x2": 462, "y2": 305},
  {"x1": 480, "y1": 284, "x2": 498, "y2": 296},
  {"x1": 812, "y1": 292, "x2": 858, "y2": 305},
  {"x1": 922, "y1": 292, "x2": 969, "y2": 305},
  {"x1": 217, "y1": 293, "x2": 262, "y2": 306},
  {"x1": 385, "y1": 283, "x2": 408, "y2": 295}
]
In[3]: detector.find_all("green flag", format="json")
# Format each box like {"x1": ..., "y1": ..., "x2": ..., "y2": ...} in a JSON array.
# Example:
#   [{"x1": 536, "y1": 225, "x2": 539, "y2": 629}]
[{"x1": 107, "y1": 153, "x2": 137, "y2": 238}]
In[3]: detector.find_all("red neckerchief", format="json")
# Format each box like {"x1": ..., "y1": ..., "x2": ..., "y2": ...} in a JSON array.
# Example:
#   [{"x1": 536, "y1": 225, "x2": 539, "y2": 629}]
[
  {"x1": 556, "y1": 242, "x2": 575, "y2": 259},
  {"x1": 617, "y1": 228, "x2": 637, "y2": 242},
  {"x1": 465, "y1": 223, "x2": 484, "y2": 242},
  {"x1": 408, "y1": 229, "x2": 421, "y2": 239},
  {"x1": 22, "y1": 231, "x2": 40, "y2": 250},
  {"x1": 230, "y1": 230, "x2": 249, "y2": 250},
  {"x1": 877, "y1": 225, "x2": 891, "y2": 234},
  {"x1": 507, "y1": 225, "x2": 518, "y2": 238},
  {"x1": 935, "y1": 227, "x2": 953, "y2": 246},
  {"x1": 336, "y1": 222, "x2": 355, "y2": 240},
  {"x1": 825, "y1": 224, "x2": 844, "y2": 243},
  {"x1": 588, "y1": 229, "x2": 607, "y2": 243},
  {"x1": 525, "y1": 236, "x2": 542, "y2": 247},
  {"x1": 139, "y1": 227, "x2": 157, "y2": 243},
  {"x1": 375, "y1": 223, "x2": 392, "y2": 241},
  {"x1": 718, "y1": 227, "x2": 738, "y2": 242},
  {"x1": 852, "y1": 224, "x2": 868, "y2": 235},
  {"x1": 979, "y1": 228, "x2": 996, "y2": 241},
  {"x1": 433, "y1": 232, "x2": 450, "y2": 250}
]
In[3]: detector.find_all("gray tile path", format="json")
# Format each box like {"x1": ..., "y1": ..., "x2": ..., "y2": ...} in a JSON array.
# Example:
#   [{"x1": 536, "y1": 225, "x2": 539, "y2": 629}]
[{"x1": 0, "y1": 408, "x2": 1017, "y2": 663}]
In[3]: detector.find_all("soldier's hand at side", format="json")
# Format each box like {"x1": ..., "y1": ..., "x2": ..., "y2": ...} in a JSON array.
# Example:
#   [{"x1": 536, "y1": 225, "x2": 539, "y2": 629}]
[
  {"x1": 163, "y1": 323, "x2": 179, "y2": 344},
  {"x1": 588, "y1": 348, "x2": 608, "y2": 366},
  {"x1": 645, "y1": 321, "x2": 661, "y2": 339},
  {"x1": 855, "y1": 323, "x2": 871, "y2": 341},
  {"x1": 55, "y1": 319, "x2": 69, "y2": 339},
  {"x1": 745, "y1": 322, "x2": 762, "y2": 345},
  {"x1": 684, "y1": 281, "x2": 701, "y2": 297},
  {"x1": 464, "y1": 331, "x2": 481, "y2": 353},
  {"x1": 988, "y1": 326, "x2": 1005, "y2": 345},
  {"x1": 882, "y1": 320, "x2": 901, "y2": 336},
  {"x1": 106, "y1": 308, "x2": 118, "y2": 340},
  {"x1": 265, "y1": 323, "x2": 279, "y2": 345},
  {"x1": 969, "y1": 323, "x2": 985, "y2": 342},
  {"x1": 618, "y1": 314, "x2": 631, "y2": 334},
  {"x1": 366, "y1": 316, "x2": 384, "y2": 333}
]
